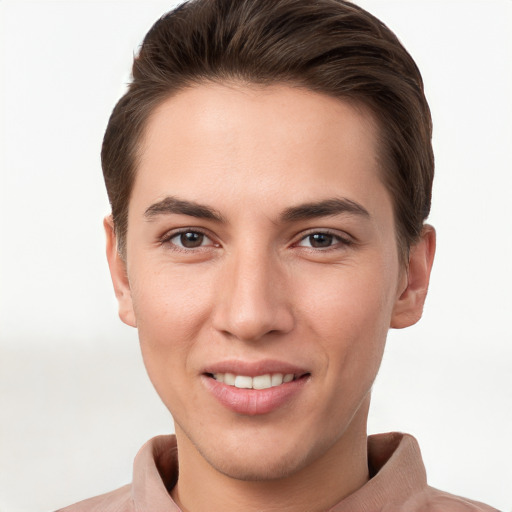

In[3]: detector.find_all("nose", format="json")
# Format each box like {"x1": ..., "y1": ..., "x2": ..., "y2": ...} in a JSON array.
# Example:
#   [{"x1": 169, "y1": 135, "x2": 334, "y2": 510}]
[{"x1": 211, "y1": 248, "x2": 295, "y2": 342}]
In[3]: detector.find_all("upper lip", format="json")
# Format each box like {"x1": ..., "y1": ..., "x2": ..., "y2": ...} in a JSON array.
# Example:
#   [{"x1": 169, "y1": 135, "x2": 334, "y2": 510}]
[{"x1": 203, "y1": 359, "x2": 310, "y2": 377}]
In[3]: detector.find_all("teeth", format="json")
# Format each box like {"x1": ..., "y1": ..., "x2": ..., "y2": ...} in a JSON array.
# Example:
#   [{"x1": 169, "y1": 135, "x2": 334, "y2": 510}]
[
  {"x1": 224, "y1": 373, "x2": 236, "y2": 386},
  {"x1": 271, "y1": 373, "x2": 283, "y2": 386},
  {"x1": 234, "y1": 375, "x2": 252, "y2": 389},
  {"x1": 212, "y1": 372, "x2": 295, "y2": 389},
  {"x1": 253, "y1": 374, "x2": 271, "y2": 389}
]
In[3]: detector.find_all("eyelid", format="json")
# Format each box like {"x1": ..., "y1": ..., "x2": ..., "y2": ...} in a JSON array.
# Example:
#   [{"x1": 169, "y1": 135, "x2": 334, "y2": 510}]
[
  {"x1": 158, "y1": 226, "x2": 354, "y2": 250},
  {"x1": 294, "y1": 228, "x2": 354, "y2": 248},
  {"x1": 159, "y1": 227, "x2": 220, "y2": 249}
]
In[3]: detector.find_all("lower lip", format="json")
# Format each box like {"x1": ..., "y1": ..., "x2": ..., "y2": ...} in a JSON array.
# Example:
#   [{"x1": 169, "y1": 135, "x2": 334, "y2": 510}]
[{"x1": 202, "y1": 375, "x2": 309, "y2": 416}]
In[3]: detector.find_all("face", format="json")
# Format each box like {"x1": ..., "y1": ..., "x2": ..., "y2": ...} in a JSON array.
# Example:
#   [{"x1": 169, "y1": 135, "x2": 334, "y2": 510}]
[{"x1": 107, "y1": 83, "x2": 431, "y2": 481}]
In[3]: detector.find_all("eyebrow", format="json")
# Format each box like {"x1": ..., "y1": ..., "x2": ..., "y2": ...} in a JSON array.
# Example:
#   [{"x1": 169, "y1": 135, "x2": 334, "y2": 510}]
[
  {"x1": 280, "y1": 198, "x2": 370, "y2": 222},
  {"x1": 144, "y1": 196, "x2": 370, "y2": 224},
  {"x1": 144, "y1": 196, "x2": 225, "y2": 222}
]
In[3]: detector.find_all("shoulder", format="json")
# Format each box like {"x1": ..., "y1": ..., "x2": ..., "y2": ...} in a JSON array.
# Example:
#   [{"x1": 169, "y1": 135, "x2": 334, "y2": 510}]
[
  {"x1": 55, "y1": 484, "x2": 133, "y2": 512},
  {"x1": 394, "y1": 487, "x2": 501, "y2": 512},
  {"x1": 54, "y1": 434, "x2": 179, "y2": 512},
  {"x1": 364, "y1": 433, "x2": 499, "y2": 512}
]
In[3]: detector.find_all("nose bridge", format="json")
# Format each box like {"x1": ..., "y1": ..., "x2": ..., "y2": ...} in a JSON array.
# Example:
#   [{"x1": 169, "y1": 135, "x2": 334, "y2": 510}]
[{"x1": 213, "y1": 243, "x2": 293, "y2": 341}]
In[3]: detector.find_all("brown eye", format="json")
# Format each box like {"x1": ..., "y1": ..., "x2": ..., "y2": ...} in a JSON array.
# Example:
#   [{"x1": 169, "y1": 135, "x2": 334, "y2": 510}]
[
  {"x1": 296, "y1": 231, "x2": 351, "y2": 250},
  {"x1": 307, "y1": 233, "x2": 334, "y2": 248},
  {"x1": 168, "y1": 231, "x2": 210, "y2": 249},
  {"x1": 179, "y1": 232, "x2": 204, "y2": 248}
]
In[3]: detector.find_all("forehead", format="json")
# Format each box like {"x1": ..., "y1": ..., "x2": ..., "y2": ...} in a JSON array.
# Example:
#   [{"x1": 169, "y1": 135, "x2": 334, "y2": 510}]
[{"x1": 134, "y1": 83, "x2": 384, "y2": 209}]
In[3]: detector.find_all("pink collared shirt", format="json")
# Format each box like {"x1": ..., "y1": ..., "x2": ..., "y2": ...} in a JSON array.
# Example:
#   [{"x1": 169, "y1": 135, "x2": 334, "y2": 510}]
[{"x1": 57, "y1": 432, "x2": 499, "y2": 511}]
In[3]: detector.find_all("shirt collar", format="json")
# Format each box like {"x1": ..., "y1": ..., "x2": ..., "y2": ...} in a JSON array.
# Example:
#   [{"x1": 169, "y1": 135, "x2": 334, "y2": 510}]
[
  {"x1": 329, "y1": 432, "x2": 428, "y2": 511},
  {"x1": 131, "y1": 432, "x2": 427, "y2": 511},
  {"x1": 131, "y1": 435, "x2": 180, "y2": 511}
]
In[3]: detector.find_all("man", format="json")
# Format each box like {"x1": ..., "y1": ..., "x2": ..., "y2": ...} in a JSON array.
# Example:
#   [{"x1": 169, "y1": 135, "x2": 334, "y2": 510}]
[{"x1": 59, "y1": 0, "x2": 498, "y2": 510}]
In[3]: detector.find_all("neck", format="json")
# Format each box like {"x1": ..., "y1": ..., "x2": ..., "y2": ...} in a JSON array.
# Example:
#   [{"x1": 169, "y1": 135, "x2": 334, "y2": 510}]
[{"x1": 171, "y1": 396, "x2": 371, "y2": 512}]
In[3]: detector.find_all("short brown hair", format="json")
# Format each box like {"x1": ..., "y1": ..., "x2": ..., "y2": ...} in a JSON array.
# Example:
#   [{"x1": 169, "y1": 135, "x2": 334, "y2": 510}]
[{"x1": 102, "y1": 0, "x2": 434, "y2": 260}]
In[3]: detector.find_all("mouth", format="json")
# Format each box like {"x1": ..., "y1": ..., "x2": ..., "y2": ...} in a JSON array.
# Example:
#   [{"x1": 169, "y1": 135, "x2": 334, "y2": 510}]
[
  {"x1": 205, "y1": 372, "x2": 308, "y2": 390},
  {"x1": 202, "y1": 362, "x2": 311, "y2": 415}
]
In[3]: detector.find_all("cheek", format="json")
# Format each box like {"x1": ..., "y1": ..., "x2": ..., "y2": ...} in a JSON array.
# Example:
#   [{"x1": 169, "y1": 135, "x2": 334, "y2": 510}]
[
  {"x1": 129, "y1": 268, "x2": 214, "y2": 412},
  {"x1": 131, "y1": 262, "x2": 213, "y2": 332},
  {"x1": 301, "y1": 262, "x2": 397, "y2": 378},
  {"x1": 303, "y1": 258, "x2": 398, "y2": 328},
  {"x1": 129, "y1": 264, "x2": 216, "y2": 388}
]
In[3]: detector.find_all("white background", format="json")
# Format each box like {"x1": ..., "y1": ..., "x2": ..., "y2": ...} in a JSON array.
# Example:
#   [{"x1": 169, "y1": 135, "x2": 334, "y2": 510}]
[{"x1": 0, "y1": 1, "x2": 511, "y2": 511}]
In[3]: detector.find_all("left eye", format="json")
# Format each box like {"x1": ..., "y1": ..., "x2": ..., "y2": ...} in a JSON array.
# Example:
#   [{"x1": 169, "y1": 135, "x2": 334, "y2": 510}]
[
  {"x1": 297, "y1": 232, "x2": 345, "y2": 249},
  {"x1": 170, "y1": 231, "x2": 212, "y2": 249}
]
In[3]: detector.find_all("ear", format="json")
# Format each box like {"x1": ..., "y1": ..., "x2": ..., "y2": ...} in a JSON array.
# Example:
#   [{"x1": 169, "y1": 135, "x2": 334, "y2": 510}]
[
  {"x1": 391, "y1": 225, "x2": 436, "y2": 329},
  {"x1": 104, "y1": 216, "x2": 137, "y2": 327}
]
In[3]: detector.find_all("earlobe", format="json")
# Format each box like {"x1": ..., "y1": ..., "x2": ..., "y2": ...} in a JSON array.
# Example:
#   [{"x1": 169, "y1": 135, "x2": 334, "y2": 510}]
[
  {"x1": 104, "y1": 216, "x2": 137, "y2": 328},
  {"x1": 391, "y1": 225, "x2": 436, "y2": 329}
]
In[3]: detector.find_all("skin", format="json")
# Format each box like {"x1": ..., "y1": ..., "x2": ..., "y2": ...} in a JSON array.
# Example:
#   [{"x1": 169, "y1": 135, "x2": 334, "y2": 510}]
[{"x1": 105, "y1": 83, "x2": 435, "y2": 512}]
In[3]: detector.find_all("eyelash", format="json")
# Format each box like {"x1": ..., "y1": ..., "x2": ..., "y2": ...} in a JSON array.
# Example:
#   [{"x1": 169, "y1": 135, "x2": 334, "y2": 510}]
[
  {"x1": 160, "y1": 228, "x2": 218, "y2": 252},
  {"x1": 159, "y1": 228, "x2": 353, "y2": 253},
  {"x1": 294, "y1": 230, "x2": 353, "y2": 251}
]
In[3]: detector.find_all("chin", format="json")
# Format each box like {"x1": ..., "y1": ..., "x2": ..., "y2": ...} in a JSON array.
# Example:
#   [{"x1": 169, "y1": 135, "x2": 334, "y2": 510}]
[
  {"x1": 205, "y1": 447, "x2": 311, "y2": 482},
  {"x1": 190, "y1": 424, "x2": 337, "y2": 483}
]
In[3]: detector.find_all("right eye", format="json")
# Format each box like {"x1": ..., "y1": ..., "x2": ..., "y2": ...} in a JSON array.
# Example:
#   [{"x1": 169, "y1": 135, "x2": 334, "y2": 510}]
[{"x1": 168, "y1": 230, "x2": 215, "y2": 249}]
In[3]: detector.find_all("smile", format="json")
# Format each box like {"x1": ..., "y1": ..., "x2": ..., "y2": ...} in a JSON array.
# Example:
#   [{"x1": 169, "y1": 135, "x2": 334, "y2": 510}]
[
  {"x1": 203, "y1": 371, "x2": 310, "y2": 415},
  {"x1": 202, "y1": 360, "x2": 311, "y2": 414},
  {"x1": 211, "y1": 373, "x2": 296, "y2": 389}
]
